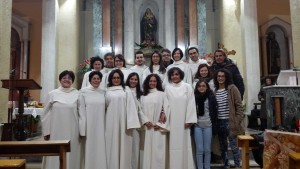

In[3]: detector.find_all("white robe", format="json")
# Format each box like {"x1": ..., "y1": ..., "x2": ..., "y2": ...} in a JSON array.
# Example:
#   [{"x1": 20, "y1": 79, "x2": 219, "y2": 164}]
[
  {"x1": 81, "y1": 69, "x2": 109, "y2": 90},
  {"x1": 105, "y1": 86, "x2": 140, "y2": 169},
  {"x1": 42, "y1": 87, "x2": 82, "y2": 169},
  {"x1": 142, "y1": 65, "x2": 165, "y2": 85},
  {"x1": 130, "y1": 65, "x2": 148, "y2": 89},
  {"x1": 164, "y1": 60, "x2": 193, "y2": 86},
  {"x1": 78, "y1": 86, "x2": 107, "y2": 169},
  {"x1": 165, "y1": 82, "x2": 197, "y2": 169},
  {"x1": 141, "y1": 89, "x2": 170, "y2": 169}
]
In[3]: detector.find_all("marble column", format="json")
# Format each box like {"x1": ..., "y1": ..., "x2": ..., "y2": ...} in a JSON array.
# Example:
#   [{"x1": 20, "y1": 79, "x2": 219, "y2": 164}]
[
  {"x1": 41, "y1": 0, "x2": 57, "y2": 103},
  {"x1": 56, "y1": 0, "x2": 80, "y2": 84},
  {"x1": 290, "y1": 0, "x2": 300, "y2": 67},
  {"x1": 241, "y1": 0, "x2": 261, "y2": 114},
  {"x1": 0, "y1": 0, "x2": 12, "y2": 122},
  {"x1": 41, "y1": 0, "x2": 80, "y2": 102},
  {"x1": 124, "y1": 0, "x2": 135, "y2": 65},
  {"x1": 197, "y1": 0, "x2": 207, "y2": 57},
  {"x1": 93, "y1": 0, "x2": 102, "y2": 56},
  {"x1": 164, "y1": 0, "x2": 175, "y2": 51}
]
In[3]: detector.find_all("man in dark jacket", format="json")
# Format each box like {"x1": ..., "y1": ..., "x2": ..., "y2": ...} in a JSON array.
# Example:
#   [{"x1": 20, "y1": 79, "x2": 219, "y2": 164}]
[{"x1": 210, "y1": 49, "x2": 245, "y2": 99}]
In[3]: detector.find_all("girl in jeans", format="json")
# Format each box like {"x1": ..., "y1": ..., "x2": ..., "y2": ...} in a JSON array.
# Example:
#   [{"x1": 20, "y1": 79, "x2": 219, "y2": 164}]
[{"x1": 193, "y1": 79, "x2": 218, "y2": 169}]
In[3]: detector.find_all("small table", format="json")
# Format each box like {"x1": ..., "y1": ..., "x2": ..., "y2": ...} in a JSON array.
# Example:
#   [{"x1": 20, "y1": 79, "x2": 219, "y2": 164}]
[
  {"x1": 0, "y1": 159, "x2": 26, "y2": 169},
  {"x1": 238, "y1": 135, "x2": 254, "y2": 169}
]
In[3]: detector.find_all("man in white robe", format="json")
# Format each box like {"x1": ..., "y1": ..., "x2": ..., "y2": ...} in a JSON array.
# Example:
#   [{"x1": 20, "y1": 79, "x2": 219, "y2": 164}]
[{"x1": 187, "y1": 47, "x2": 208, "y2": 80}]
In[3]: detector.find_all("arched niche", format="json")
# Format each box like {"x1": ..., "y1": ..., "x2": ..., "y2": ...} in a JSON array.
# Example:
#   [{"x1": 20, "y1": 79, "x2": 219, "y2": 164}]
[
  {"x1": 11, "y1": 14, "x2": 30, "y2": 79},
  {"x1": 260, "y1": 17, "x2": 292, "y2": 76}
]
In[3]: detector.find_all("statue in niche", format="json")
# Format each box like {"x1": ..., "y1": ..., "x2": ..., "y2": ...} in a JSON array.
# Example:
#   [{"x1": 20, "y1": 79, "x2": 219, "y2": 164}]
[
  {"x1": 141, "y1": 8, "x2": 157, "y2": 43},
  {"x1": 266, "y1": 32, "x2": 281, "y2": 74}
]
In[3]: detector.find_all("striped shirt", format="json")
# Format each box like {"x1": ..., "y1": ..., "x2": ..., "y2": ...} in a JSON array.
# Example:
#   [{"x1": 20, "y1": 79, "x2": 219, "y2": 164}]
[{"x1": 216, "y1": 88, "x2": 230, "y2": 119}]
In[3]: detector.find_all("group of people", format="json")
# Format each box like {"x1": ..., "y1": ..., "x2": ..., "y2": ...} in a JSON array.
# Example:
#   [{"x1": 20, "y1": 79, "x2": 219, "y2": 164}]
[{"x1": 41, "y1": 47, "x2": 245, "y2": 169}]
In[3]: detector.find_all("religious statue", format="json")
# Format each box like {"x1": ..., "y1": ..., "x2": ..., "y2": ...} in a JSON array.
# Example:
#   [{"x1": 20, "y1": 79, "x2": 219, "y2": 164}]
[
  {"x1": 141, "y1": 8, "x2": 157, "y2": 43},
  {"x1": 266, "y1": 32, "x2": 281, "y2": 74}
]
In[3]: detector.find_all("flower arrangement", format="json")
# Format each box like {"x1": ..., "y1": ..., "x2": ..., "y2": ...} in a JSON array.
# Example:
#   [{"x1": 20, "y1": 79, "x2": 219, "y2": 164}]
[
  {"x1": 79, "y1": 59, "x2": 91, "y2": 73},
  {"x1": 203, "y1": 53, "x2": 214, "y2": 65},
  {"x1": 135, "y1": 38, "x2": 163, "y2": 50}
]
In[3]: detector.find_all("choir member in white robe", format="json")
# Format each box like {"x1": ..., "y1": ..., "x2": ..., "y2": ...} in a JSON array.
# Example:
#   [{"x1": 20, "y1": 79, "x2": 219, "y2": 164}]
[
  {"x1": 130, "y1": 51, "x2": 148, "y2": 88},
  {"x1": 81, "y1": 56, "x2": 104, "y2": 89},
  {"x1": 142, "y1": 51, "x2": 166, "y2": 85},
  {"x1": 126, "y1": 72, "x2": 144, "y2": 169},
  {"x1": 114, "y1": 54, "x2": 132, "y2": 81},
  {"x1": 105, "y1": 69, "x2": 141, "y2": 169},
  {"x1": 42, "y1": 70, "x2": 82, "y2": 169},
  {"x1": 141, "y1": 74, "x2": 170, "y2": 169},
  {"x1": 187, "y1": 47, "x2": 208, "y2": 80},
  {"x1": 79, "y1": 71, "x2": 107, "y2": 169},
  {"x1": 163, "y1": 48, "x2": 193, "y2": 87},
  {"x1": 164, "y1": 67, "x2": 197, "y2": 169},
  {"x1": 101, "y1": 53, "x2": 115, "y2": 89}
]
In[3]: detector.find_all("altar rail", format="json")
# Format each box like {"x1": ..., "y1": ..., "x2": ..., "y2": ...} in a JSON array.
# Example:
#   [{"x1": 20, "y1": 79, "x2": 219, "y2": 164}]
[{"x1": 0, "y1": 140, "x2": 70, "y2": 169}]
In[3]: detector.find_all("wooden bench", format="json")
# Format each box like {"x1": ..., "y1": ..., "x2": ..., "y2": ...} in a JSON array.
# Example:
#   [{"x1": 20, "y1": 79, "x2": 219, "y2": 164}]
[
  {"x1": 238, "y1": 135, "x2": 254, "y2": 169},
  {"x1": 289, "y1": 153, "x2": 300, "y2": 169},
  {"x1": 0, "y1": 140, "x2": 70, "y2": 169},
  {"x1": 0, "y1": 159, "x2": 25, "y2": 169}
]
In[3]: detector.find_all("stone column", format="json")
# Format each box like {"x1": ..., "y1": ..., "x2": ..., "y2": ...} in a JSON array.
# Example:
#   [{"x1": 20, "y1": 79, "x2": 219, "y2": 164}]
[
  {"x1": 41, "y1": 0, "x2": 80, "y2": 102},
  {"x1": 93, "y1": 0, "x2": 102, "y2": 56},
  {"x1": 0, "y1": 0, "x2": 12, "y2": 122},
  {"x1": 241, "y1": 0, "x2": 261, "y2": 114},
  {"x1": 165, "y1": 0, "x2": 175, "y2": 50},
  {"x1": 41, "y1": 0, "x2": 57, "y2": 103},
  {"x1": 290, "y1": 0, "x2": 300, "y2": 67},
  {"x1": 124, "y1": 0, "x2": 135, "y2": 65},
  {"x1": 56, "y1": 0, "x2": 80, "y2": 86},
  {"x1": 197, "y1": 0, "x2": 207, "y2": 57}
]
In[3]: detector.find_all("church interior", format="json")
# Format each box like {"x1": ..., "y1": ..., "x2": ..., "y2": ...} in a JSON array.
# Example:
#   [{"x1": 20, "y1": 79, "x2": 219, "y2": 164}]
[{"x1": 1, "y1": 0, "x2": 300, "y2": 168}]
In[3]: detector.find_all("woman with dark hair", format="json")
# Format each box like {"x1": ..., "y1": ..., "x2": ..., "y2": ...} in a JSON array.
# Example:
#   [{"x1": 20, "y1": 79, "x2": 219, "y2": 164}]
[
  {"x1": 193, "y1": 79, "x2": 218, "y2": 169},
  {"x1": 125, "y1": 72, "x2": 143, "y2": 169},
  {"x1": 163, "y1": 48, "x2": 193, "y2": 86},
  {"x1": 142, "y1": 51, "x2": 166, "y2": 84},
  {"x1": 213, "y1": 68, "x2": 244, "y2": 169},
  {"x1": 42, "y1": 70, "x2": 82, "y2": 169},
  {"x1": 113, "y1": 54, "x2": 132, "y2": 81},
  {"x1": 78, "y1": 71, "x2": 107, "y2": 169},
  {"x1": 164, "y1": 67, "x2": 197, "y2": 169},
  {"x1": 141, "y1": 74, "x2": 170, "y2": 169},
  {"x1": 81, "y1": 56, "x2": 104, "y2": 89},
  {"x1": 105, "y1": 69, "x2": 140, "y2": 169},
  {"x1": 193, "y1": 64, "x2": 214, "y2": 90}
]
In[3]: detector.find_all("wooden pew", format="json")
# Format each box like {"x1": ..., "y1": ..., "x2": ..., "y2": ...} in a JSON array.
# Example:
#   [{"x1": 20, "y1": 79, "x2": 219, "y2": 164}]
[
  {"x1": 238, "y1": 135, "x2": 254, "y2": 169},
  {"x1": 289, "y1": 153, "x2": 300, "y2": 169},
  {"x1": 0, "y1": 140, "x2": 70, "y2": 169},
  {"x1": 0, "y1": 159, "x2": 26, "y2": 169}
]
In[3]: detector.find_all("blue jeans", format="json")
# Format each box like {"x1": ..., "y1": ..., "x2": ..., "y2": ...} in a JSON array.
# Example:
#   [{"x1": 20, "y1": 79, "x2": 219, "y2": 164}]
[
  {"x1": 193, "y1": 126, "x2": 212, "y2": 169},
  {"x1": 218, "y1": 119, "x2": 241, "y2": 168}
]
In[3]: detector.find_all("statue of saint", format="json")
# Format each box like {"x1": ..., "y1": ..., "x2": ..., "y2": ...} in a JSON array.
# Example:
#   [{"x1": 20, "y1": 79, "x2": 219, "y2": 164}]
[
  {"x1": 141, "y1": 8, "x2": 157, "y2": 43},
  {"x1": 266, "y1": 32, "x2": 281, "y2": 74}
]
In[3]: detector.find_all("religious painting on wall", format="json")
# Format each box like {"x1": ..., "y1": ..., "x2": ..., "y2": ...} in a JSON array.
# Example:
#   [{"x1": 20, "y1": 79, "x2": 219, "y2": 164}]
[{"x1": 263, "y1": 129, "x2": 300, "y2": 169}]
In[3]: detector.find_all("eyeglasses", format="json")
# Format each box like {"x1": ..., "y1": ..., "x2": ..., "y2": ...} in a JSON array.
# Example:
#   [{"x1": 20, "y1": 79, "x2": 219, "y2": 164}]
[
  {"x1": 113, "y1": 77, "x2": 121, "y2": 80},
  {"x1": 115, "y1": 60, "x2": 123, "y2": 62},
  {"x1": 162, "y1": 54, "x2": 170, "y2": 56}
]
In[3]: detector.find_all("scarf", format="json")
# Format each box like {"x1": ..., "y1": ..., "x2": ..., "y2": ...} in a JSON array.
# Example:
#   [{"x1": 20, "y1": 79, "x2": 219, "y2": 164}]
[{"x1": 195, "y1": 91, "x2": 209, "y2": 116}]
